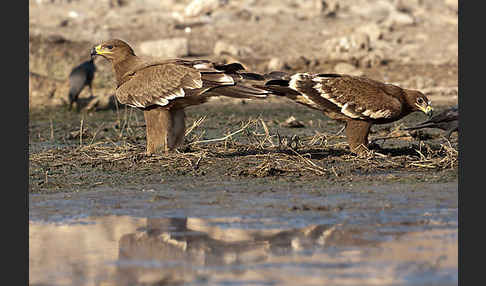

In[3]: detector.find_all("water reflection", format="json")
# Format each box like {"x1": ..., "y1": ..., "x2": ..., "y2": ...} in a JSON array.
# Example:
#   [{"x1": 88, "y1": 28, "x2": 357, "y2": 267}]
[{"x1": 29, "y1": 216, "x2": 457, "y2": 286}]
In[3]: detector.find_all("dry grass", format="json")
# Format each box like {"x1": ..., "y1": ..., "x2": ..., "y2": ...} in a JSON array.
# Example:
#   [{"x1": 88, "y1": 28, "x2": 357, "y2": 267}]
[{"x1": 30, "y1": 115, "x2": 458, "y2": 192}]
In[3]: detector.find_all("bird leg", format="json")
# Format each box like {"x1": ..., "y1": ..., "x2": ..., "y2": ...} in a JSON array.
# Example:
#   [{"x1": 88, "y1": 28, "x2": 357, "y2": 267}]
[
  {"x1": 345, "y1": 119, "x2": 372, "y2": 154},
  {"x1": 88, "y1": 83, "x2": 95, "y2": 99},
  {"x1": 144, "y1": 107, "x2": 172, "y2": 155},
  {"x1": 171, "y1": 108, "x2": 186, "y2": 148},
  {"x1": 143, "y1": 107, "x2": 186, "y2": 155}
]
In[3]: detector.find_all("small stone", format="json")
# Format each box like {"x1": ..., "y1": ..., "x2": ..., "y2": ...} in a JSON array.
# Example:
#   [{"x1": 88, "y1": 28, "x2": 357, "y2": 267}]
[
  {"x1": 355, "y1": 23, "x2": 383, "y2": 42},
  {"x1": 267, "y1": 57, "x2": 284, "y2": 71},
  {"x1": 280, "y1": 116, "x2": 305, "y2": 128},
  {"x1": 185, "y1": 0, "x2": 229, "y2": 17},
  {"x1": 383, "y1": 11, "x2": 415, "y2": 28},
  {"x1": 359, "y1": 50, "x2": 388, "y2": 68},
  {"x1": 139, "y1": 38, "x2": 189, "y2": 58},
  {"x1": 68, "y1": 11, "x2": 79, "y2": 19},
  {"x1": 314, "y1": 0, "x2": 340, "y2": 17},
  {"x1": 323, "y1": 33, "x2": 371, "y2": 54},
  {"x1": 58, "y1": 19, "x2": 69, "y2": 27}
]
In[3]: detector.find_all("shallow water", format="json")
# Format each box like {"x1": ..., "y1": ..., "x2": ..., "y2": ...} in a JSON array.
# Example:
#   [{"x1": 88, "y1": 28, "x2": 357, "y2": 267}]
[{"x1": 29, "y1": 181, "x2": 458, "y2": 286}]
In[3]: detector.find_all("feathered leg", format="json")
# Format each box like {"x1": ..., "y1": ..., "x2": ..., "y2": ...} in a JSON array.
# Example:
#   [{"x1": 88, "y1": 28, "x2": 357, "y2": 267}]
[
  {"x1": 144, "y1": 107, "x2": 186, "y2": 155},
  {"x1": 171, "y1": 108, "x2": 186, "y2": 148},
  {"x1": 144, "y1": 107, "x2": 172, "y2": 155},
  {"x1": 345, "y1": 119, "x2": 372, "y2": 154}
]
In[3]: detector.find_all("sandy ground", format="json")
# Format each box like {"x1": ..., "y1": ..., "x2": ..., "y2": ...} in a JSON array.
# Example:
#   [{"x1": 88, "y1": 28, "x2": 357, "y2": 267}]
[{"x1": 29, "y1": 0, "x2": 458, "y2": 109}]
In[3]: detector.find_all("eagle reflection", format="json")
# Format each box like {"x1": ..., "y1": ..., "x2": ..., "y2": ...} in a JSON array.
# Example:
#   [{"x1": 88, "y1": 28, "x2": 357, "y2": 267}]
[{"x1": 115, "y1": 217, "x2": 367, "y2": 285}]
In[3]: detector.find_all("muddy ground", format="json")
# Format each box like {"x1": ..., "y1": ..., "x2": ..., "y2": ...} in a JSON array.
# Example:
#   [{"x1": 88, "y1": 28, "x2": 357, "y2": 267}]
[
  {"x1": 29, "y1": 0, "x2": 458, "y2": 285},
  {"x1": 29, "y1": 101, "x2": 458, "y2": 194}
]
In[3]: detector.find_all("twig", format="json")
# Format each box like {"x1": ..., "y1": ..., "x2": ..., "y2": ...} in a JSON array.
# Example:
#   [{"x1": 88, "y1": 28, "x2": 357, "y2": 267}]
[
  {"x1": 189, "y1": 120, "x2": 253, "y2": 145},
  {"x1": 49, "y1": 118, "x2": 54, "y2": 141},
  {"x1": 185, "y1": 116, "x2": 206, "y2": 137},
  {"x1": 79, "y1": 117, "x2": 84, "y2": 146},
  {"x1": 288, "y1": 148, "x2": 327, "y2": 175}
]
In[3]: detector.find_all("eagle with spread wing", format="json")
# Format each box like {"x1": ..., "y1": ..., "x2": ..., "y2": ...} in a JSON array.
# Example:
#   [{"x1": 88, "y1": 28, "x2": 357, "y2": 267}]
[
  {"x1": 91, "y1": 39, "x2": 269, "y2": 155},
  {"x1": 259, "y1": 72, "x2": 433, "y2": 153}
]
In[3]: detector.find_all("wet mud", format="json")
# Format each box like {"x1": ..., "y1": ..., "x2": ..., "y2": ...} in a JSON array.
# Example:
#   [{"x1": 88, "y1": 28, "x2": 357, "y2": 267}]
[{"x1": 29, "y1": 180, "x2": 457, "y2": 286}]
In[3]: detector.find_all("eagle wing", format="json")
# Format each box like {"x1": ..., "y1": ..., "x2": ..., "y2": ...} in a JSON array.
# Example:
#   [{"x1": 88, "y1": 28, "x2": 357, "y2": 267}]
[{"x1": 116, "y1": 62, "x2": 234, "y2": 108}]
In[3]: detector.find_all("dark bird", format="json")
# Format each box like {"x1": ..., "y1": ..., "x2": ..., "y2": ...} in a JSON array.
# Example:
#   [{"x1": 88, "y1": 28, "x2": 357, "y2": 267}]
[
  {"x1": 68, "y1": 58, "x2": 96, "y2": 110},
  {"x1": 404, "y1": 105, "x2": 458, "y2": 140},
  {"x1": 259, "y1": 72, "x2": 433, "y2": 154},
  {"x1": 90, "y1": 39, "x2": 270, "y2": 155}
]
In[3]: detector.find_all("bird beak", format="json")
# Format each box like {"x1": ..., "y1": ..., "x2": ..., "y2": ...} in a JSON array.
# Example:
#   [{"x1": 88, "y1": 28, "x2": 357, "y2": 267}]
[
  {"x1": 90, "y1": 44, "x2": 112, "y2": 59},
  {"x1": 417, "y1": 103, "x2": 433, "y2": 118}
]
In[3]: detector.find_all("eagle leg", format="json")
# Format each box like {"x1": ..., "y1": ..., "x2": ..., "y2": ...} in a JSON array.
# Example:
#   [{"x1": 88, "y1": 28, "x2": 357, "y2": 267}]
[
  {"x1": 171, "y1": 108, "x2": 186, "y2": 148},
  {"x1": 345, "y1": 119, "x2": 372, "y2": 154},
  {"x1": 144, "y1": 107, "x2": 185, "y2": 155}
]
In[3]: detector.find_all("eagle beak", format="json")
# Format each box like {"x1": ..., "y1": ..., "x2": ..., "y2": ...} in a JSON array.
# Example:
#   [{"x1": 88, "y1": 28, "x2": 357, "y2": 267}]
[
  {"x1": 90, "y1": 44, "x2": 112, "y2": 59},
  {"x1": 417, "y1": 103, "x2": 433, "y2": 118}
]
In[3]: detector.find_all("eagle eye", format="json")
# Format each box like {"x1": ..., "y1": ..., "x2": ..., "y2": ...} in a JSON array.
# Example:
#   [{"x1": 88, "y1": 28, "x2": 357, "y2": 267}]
[
  {"x1": 417, "y1": 97, "x2": 424, "y2": 104},
  {"x1": 106, "y1": 45, "x2": 113, "y2": 49}
]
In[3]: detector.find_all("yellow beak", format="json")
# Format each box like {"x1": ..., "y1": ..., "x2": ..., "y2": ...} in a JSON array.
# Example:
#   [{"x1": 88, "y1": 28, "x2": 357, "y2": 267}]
[
  {"x1": 91, "y1": 44, "x2": 113, "y2": 57},
  {"x1": 417, "y1": 103, "x2": 433, "y2": 117}
]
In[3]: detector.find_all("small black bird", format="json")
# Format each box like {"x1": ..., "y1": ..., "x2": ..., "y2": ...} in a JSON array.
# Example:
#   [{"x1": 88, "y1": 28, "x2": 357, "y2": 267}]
[
  {"x1": 68, "y1": 58, "x2": 96, "y2": 110},
  {"x1": 404, "y1": 105, "x2": 458, "y2": 140}
]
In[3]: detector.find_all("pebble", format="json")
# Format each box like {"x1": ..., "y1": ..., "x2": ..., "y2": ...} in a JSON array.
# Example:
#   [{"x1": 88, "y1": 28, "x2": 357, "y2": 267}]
[
  {"x1": 139, "y1": 38, "x2": 189, "y2": 58},
  {"x1": 334, "y1": 62, "x2": 363, "y2": 76}
]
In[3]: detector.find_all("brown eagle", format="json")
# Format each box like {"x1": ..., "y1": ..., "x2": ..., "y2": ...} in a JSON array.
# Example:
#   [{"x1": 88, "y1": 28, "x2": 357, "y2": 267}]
[
  {"x1": 90, "y1": 39, "x2": 269, "y2": 155},
  {"x1": 260, "y1": 72, "x2": 433, "y2": 153}
]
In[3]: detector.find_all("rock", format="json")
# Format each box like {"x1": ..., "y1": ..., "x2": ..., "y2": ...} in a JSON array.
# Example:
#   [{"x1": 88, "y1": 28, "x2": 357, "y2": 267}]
[
  {"x1": 348, "y1": 32, "x2": 371, "y2": 51},
  {"x1": 68, "y1": 11, "x2": 79, "y2": 19},
  {"x1": 394, "y1": 0, "x2": 423, "y2": 13},
  {"x1": 213, "y1": 41, "x2": 253, "y2": 57},
  {"x1": 323, "y1": 32, "x2": 371, "y2": 54},
  {"x1": 185, "y1": 0, "x2": 229, "y2": 18},
  {"x1": 349, "y1": 0, "x2": 395, "y2": 20},
  {"x1": 280, "y1": 116, "x2": 305, "y2": 128},
  {"x1": 333, "y1": 62, "x2": 363, "y2": 76},
  {"x1": 139, "y1": 38, "x2": 189, "y2": 58},
  {"x1": 267, "y1": 57, "x2": 284, "y2": 71},
  {"x1": 58, "y1": 19, "x2": 69, "y2": 27},
  {"x1": 314, "y1": 0, "x2": 340, "y2": 17},
  {"x1": 82, "y1": 94, "x2": 119, "y2": 111},
  {"x1": 355, "y1": 23, "x2": 383, "y2": 42},
  {"x1": 382, "y1": 10, "x2": 415, "y2": 28},
  {"x1": 444, "y1": 0, "x2": 458, "y2": 12},
  {"x1": 109, "y1": 0, "x2": 128, "y2": 8},
  {"x1": 354, "y1": 50, "x2": 389, "y2": 68}
]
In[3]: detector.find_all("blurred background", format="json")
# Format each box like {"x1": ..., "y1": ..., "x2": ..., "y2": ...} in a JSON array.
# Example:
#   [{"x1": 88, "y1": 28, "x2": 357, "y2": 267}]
[{"x1": 29, "y1": 0, "x2": 458, "y2": 111}]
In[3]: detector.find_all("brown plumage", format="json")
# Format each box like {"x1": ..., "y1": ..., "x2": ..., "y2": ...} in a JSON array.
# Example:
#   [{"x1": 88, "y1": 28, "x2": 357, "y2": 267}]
[
  {"x1": 260, "y1": 72, "x2": 433, "y2": 153},
  {"x1": 90, "y1": 39, "x2": 269, "y2": 155}
]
